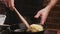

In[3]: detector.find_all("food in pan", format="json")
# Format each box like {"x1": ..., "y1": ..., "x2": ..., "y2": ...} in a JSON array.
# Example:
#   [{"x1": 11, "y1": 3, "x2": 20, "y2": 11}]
[{"x1": 27, "y1": 24, "x2": 44, "y2": 32}]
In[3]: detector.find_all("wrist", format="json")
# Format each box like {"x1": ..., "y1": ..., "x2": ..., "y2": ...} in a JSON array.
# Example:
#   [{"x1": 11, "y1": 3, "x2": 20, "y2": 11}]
[
  {"x1": 46, "y1": 6, "x2": 51, "y2": 10},
  {"x1": 44, "y1": 6, "x2": 51, "y2": 13}
]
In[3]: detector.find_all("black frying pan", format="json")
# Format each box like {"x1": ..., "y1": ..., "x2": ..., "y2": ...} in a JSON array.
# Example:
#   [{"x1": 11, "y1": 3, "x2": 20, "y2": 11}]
[{"x1": 8, "y1": 7, "x2": 45, "y2": 34}]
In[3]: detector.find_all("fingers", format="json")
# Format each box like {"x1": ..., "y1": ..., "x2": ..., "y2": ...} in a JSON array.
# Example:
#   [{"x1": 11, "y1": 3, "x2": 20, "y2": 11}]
[
  {"x1": 34, "y1": 11, "x2": 41, "y2": 18},
  {"x1": 40, "y1": 13, "x2": 48, "y2": 25},
  {"x1": 3, "y1": 0, "x2": 8, "y2": 7},
  {"x1": 9, "y1": 0, "x2": 14, "y2": 8}
]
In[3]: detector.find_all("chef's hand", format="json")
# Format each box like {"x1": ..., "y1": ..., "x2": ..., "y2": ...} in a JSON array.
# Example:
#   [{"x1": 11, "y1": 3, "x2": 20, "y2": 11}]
[
  {"x1": 34, "y1": 8, "x2": 50, "y2": 25},
  {"x1": 3, "y1": 0, "x2": 15, "y2": 11},
  {"x1": 34, "y1": 0, "x2": 58, "y2": 25}
]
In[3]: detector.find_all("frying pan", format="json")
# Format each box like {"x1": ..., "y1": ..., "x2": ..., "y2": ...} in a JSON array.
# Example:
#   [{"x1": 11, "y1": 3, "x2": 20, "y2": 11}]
[{"x1": 8, "y1": 7, "x2": 45, "y2": 33}]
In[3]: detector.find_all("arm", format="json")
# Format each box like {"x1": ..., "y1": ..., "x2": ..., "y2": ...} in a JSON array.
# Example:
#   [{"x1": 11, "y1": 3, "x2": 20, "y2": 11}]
[
  {"x1": 34, "y1": 0, "x2": 58, "y2": 25},
  {"x1": 44, "y1": 0, "x2": 58, "y2": 11}
]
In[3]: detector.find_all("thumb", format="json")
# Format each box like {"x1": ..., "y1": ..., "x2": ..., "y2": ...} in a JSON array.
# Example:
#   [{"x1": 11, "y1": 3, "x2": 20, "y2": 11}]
[{"x1": 34, "y1": 12, "x2": 41, "y2": 18}]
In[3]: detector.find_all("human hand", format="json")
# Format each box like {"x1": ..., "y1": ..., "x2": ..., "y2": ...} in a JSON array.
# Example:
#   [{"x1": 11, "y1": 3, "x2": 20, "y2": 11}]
[
  {"x1": 3, "y1": 0, "x2": 15, "y2": 11},
  {"x1": 34, "y1": 8, "x2": 50, "y2": 25}
]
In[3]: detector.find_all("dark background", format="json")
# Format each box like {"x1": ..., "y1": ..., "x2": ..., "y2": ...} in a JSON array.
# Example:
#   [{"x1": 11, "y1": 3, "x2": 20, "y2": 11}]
[{"x1": 0, "y1": 0, "x2": 60, "y2": 34}]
